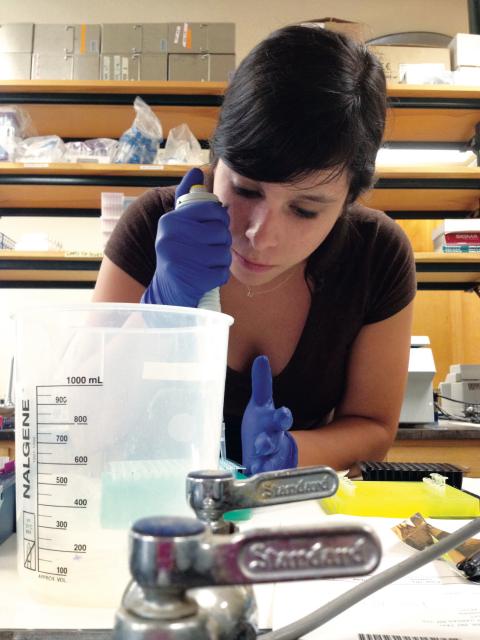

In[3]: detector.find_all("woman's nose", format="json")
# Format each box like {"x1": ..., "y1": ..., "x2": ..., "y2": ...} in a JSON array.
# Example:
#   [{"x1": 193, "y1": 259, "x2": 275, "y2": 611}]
[{"x1": 244, "y1": 204, "x2": 279, "y2": 251}]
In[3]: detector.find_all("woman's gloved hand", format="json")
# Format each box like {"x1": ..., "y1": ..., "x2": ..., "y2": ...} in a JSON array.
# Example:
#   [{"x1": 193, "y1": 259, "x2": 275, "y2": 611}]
[
  {"x1": 141, "y1": 167, "x2": 232, "y2": 308},
  {"x1": 241, "y1": 355, "x2": 298, "y2": 476}
]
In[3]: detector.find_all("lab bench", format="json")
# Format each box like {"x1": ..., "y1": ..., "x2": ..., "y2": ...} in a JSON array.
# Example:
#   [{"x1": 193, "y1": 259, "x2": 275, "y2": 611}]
[{"x1": 387, "y1": 421, "x2": 480, "y2": 477}]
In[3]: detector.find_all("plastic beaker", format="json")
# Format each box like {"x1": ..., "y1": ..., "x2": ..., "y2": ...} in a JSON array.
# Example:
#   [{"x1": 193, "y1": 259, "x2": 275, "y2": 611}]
[{"x1": 15, "y1": 303, "x2": 233, "y2": 607}]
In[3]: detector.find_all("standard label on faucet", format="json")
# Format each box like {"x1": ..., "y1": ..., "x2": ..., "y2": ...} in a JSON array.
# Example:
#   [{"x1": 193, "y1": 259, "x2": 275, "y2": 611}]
[
  {"x1": 256, "y1": 471, "x2": 337, "y2": 502},
  {"x1": 239, "y1": 531, "x2": 380, "y2": 580}
]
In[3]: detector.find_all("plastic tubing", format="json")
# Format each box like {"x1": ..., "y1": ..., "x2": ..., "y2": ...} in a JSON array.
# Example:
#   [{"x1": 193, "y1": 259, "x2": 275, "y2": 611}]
[{"x1": 262, "y1": 517, "x2": 480, "y2": 640}]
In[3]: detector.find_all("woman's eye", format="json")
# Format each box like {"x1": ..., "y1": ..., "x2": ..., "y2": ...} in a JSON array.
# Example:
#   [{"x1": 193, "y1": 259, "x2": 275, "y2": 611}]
[
  {"x1": 293, "y1": 206, "x2": 317, "y2": 220},
  {"x1": 233, "y1": 186, "x2": 261, "y2": 199}
]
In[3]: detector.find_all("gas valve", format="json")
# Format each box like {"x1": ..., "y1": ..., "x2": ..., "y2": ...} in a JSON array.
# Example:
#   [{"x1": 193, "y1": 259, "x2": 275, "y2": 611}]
[
  {"x1": 186, "y1": 466, "x2": 340, "y2": 534},
  {"x1": 186, "y1": 466, "x2": 340, "y2": 638},
  {"x1": 114, "y1": 510, "x2": 381, "y2": 639}
]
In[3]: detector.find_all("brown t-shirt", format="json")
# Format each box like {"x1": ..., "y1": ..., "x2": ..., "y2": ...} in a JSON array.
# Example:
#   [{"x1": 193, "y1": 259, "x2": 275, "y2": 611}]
[{"x1": 105, "y1": 185, "x2": 416, "y2": 462}]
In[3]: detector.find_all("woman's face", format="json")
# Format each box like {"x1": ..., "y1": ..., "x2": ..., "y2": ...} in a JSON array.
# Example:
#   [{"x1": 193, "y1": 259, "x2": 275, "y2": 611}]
[{"x1": 213, "y1": 159, "x2": 350, "y2": 286}]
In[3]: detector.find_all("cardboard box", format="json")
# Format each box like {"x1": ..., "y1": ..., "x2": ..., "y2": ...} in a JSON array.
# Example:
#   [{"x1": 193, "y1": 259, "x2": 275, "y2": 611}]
[
  {"x1": 368, "y1": 45, "x2": 451, "y2": 82},
  {"x1": 450, "y1": 33, "x2": 480, "y2": 69},
  {"x1": 301, "y1": 17, "x2": 371, "y2": 43}
]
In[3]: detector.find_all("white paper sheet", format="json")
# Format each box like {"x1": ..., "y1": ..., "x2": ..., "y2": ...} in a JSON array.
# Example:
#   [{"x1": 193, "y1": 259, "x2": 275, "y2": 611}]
[{"x1": 271, "y1": 515, "x2": 480, "y2": 640}]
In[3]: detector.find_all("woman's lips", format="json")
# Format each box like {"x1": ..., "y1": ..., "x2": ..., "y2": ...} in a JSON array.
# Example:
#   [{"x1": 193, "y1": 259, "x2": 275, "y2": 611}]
[{"x1": 232, "y1": 249, "x2": 274, "y2": 273}]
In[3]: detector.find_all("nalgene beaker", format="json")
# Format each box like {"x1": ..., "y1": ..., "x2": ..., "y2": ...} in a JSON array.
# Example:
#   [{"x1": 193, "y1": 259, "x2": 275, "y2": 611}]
[{"x1": 15, "y1": 303, "x2": 233, "y2": 606}]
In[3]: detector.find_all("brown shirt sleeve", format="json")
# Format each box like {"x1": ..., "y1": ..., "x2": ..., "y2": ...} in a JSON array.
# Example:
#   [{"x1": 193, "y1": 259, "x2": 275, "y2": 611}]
[
  {"x1": 104, "y1": 186, "x2": 176, "y2": 287},
  {"x1": 362, "y1": 212, "x2": 417, "y2": 324}
]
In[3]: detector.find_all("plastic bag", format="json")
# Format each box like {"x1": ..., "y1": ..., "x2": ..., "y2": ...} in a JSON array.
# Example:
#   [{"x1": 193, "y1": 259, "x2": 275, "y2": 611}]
[
  {"x1": 14, "y1": 135, "x2": 66, "y2": 163},
  {"x1": 0, "y1": 105, "x2": 35, "y2": 161},
  {"x1": 113, "y1": 97, "x2": 163, "y2": 164},
  {"x1": 64, "y1": 138, "x2": 118, "y2": 163},
  {"x1": 15, "y1": 232, "x2": 63, "y2": 251},
  {"x1": 163, "y1": 123, "x2": 204, "y2": 165}
]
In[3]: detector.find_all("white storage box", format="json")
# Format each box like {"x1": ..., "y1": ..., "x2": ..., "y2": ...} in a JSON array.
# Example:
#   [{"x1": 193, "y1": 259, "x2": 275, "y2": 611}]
[
  {"x1": 453, "y1": 66, "x2": 480, "y2": 85},
  {"x1": 432, "y1": 219, "x2": 480, "y2": 252},
  {"x1": 449, "y1": 33, "x2": 480, "y2": 69}
]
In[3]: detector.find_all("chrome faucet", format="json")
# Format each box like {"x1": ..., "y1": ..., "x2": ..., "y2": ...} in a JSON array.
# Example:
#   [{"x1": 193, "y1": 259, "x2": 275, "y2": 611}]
[
  {"x1": 114, "y1": 514, "x2": 381, "y2": 640},
  {"x1": 114, "y1": 466, "x2": 381, "y2": 640},
  {"x1": 186, "y1": 466, "x2": 341, "y2": 638},
  {"x1": 186, "y1": 466, "x2": 339, "y2": 534}
]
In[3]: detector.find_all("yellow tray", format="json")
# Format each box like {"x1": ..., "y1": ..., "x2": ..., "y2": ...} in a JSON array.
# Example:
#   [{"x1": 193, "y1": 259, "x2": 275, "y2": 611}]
[{"x1": 321, "y1": 480, "x2": 480, "y2": 518}]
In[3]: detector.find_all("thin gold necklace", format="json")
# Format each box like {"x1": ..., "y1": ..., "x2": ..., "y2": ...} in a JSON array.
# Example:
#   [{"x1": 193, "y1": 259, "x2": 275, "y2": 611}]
[{"x1": 246, "y1": 266, "x2": 299, "y2": 298}]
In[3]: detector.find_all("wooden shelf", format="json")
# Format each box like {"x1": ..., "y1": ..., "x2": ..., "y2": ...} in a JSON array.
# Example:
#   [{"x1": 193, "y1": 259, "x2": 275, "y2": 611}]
[
  {"x1": 0, "y1": 79, "x2": 476, "y2": 98},
  {"x1": 414, "y1": 252, "x2": 480, "y2": 289},
  {"x1": 0, "y1": 80, "x2": 225, "y2": 141},
  {"x1": 0, "y1": 161, "x2": 191, "y2": 176},
  {"x1": 362, "y1": 164, "x2": 480, "y2": 214},
  {"x1": 2, "y1": 81, "x2": 478, "y2": 144},
  {"x1": 384, "y1": 83, "x2": 480, "y2": 144},
  {"x1": 0, "y1": 162, "x2": 189, "y2": 213},
  {"x1": 0, "y1": 161, "x2": 475, "y2": 178},
  {"x1": 1, "y1": 163, "x2": 478, "y2": 216},
  {"x1": 0, "y1": 251, "x2": 101, "y2": 286},
  {"x1": 1, "y1": 250, "x2": 479, "y2": 290},
  {"x1": 0, "y1": 80, "x2": 227, "y2": 95}
]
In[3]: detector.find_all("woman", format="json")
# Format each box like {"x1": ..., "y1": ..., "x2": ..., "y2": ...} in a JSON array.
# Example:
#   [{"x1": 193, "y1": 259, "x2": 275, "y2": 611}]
[{"x1": 93, "y1": 24, "x2": 416, "y2": 475}]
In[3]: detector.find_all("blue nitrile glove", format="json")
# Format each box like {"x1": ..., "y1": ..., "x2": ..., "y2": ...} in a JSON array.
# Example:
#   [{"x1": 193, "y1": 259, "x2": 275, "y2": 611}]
[
  {"x1": 141, "y1": 167, "x2": 231, "y2": 308},
  {"x1": 241, "y1": 355, "x2": 298, "y2": 476}
]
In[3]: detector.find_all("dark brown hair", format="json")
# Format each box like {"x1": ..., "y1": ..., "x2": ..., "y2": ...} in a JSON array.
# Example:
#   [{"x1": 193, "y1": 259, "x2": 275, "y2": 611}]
[{"x1": 210, "y1": 24, "x2": 386, "y2": 204}]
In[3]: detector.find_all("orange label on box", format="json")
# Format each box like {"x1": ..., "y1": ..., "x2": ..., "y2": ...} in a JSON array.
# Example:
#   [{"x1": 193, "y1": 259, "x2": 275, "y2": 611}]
[
  {"x1": 80, "y1": 24, "x2": 87, "y2": 55},
  {"x1": 182, "y1": 22, "x2": 192, "y2": 49}
]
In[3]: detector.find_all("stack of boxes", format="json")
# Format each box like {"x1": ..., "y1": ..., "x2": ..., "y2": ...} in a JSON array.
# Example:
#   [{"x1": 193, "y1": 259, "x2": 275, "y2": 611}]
[
  {"x1": 31, "y1": 24, "x2": 101, "y2": 80},
  {"x1": 166, "y1": 22, "x2": 235, "y2": 81},
  {"x1": 367, "y1": 31, "x2": 480, "y2": 85},
  {"x1": 0, "y1": 22, "x2": 235, "y2": 81},
  {"x1": 432, "y1": 219, "x2": 480, "y2": 253},
  {"x1": 101, "y1": 23, "x2": 168, "y2": 81}
]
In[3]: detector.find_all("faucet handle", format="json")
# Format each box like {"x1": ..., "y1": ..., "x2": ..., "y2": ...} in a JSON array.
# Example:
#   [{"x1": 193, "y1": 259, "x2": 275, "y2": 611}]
[
  {"x1": 128, "y1": 515, "x2": 381, "y2": 588},
  {"x1": 187, "y1": 466, "x2": 339, "y2": 532},
  {"x1": 116, "y1": 516, "x2": 381, "y2": 639}
]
